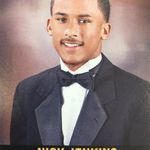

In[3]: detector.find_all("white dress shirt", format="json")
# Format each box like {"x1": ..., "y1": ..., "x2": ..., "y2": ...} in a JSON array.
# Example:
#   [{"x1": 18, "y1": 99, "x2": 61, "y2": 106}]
[{"x1": 60, "y1": 54, "x2": 102, "y2": 145}]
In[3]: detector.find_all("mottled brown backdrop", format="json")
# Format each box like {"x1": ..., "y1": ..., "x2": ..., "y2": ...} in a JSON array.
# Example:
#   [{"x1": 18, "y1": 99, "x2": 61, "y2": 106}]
[{"x1": 0, "y1": 0, "x2": 150, "y2": 144}]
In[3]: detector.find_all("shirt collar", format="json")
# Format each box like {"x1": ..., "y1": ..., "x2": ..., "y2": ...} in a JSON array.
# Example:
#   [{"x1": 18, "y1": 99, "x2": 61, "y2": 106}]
[{"x1": 60, "y1": 53, "x2": 102, "y2": 75}]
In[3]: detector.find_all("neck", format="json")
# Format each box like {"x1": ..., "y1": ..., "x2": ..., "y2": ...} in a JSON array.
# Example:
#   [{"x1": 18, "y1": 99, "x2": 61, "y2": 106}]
[
  {"x1": 60, "y1": 53, "x2": 102, "y2": 75},
  {"x1": 66, "y1": 62, "x2": 87, "y2": 71}
]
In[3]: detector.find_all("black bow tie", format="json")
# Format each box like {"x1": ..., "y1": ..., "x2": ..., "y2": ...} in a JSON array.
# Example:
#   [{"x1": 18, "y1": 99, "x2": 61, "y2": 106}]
[{"x1": 57, "y1": 70, "x2": 94, "y2": 89}]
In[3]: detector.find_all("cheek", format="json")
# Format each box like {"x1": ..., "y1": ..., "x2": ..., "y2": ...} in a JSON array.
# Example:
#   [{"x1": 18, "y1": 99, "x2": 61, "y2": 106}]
[
  {"x1": 82, "y1": 28, "x2": 102, "y2": 55},
  {"x1": 83, "y1": 25, "x2": 101, "y2": 40},
  {"x1": 84, "y1": 32, "x2": 101, "y2": 49},
  {"x1": 51, "y1": 25, "x2": 64, "y2": 41},
  {"x1": 52, "y1": 32, "x2": 62, "y2": 48}
]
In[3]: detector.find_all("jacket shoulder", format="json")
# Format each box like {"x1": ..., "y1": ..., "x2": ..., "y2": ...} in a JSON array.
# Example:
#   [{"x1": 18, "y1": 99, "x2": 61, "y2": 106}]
[
  {"x1": 16, "y1": 66, "x2": 59, "y2": 92},
  {"x1": 114, "y1": 65, "x2": 149, "y2": 86},
  {"x1": 113, "y1": 65, "x2": 150, "y2": 97}
]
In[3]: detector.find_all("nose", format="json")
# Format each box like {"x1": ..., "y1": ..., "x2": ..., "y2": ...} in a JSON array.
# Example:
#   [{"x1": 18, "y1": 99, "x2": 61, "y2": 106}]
[{"x1": 64, "y1": 21, "x2": 79, "y2": 38}]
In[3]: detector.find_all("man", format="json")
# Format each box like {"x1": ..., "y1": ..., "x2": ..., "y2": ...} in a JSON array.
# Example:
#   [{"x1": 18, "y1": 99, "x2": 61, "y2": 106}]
[{"x1": 10, "y1": 0, "x2": 150, "y2": 146}]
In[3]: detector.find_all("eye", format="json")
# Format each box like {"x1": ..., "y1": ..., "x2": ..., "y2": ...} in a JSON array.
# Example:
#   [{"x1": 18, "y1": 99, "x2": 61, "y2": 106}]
[
  {"x1": 56, "y1": 17, "x2": 67, "y2": 23},
  {"x1": 79, "y1": 18, "x2": 91, "y2": 24}
]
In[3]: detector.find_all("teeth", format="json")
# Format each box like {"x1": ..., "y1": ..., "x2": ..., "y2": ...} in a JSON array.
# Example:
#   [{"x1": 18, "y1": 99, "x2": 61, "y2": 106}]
[{"x1": 63, "y1": 43, "x2": 80, "y2": 47}]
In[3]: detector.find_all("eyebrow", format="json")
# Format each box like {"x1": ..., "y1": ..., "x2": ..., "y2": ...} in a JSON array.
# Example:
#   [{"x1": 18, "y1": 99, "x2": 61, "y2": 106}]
[
  {"x1": 54, "y1": 12, "x2": 91, "y2": 18},
  {"x1": 54, "y1": 12, "x2": 68, "y2": 16},
  {"x1": 78, "y1": 14, "x2": 91, "y2": 18}
]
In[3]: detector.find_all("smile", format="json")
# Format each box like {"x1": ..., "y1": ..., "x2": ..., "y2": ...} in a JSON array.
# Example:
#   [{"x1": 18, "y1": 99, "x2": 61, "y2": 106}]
[
  {"x1": 61, "y1": 40, "x2": 84, "y2": 48},
  {"x1": 63, "y1": 42, "x2": 82, "y2": 47}
]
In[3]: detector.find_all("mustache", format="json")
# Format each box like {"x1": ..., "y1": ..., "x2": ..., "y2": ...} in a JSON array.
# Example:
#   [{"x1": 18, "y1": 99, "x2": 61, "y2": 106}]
[{"x1": 60, "y1": 38, "x2": 84, "y2": 45}]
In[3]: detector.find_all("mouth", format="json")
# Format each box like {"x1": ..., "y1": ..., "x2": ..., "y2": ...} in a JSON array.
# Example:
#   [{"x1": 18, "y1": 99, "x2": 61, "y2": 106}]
[{"x1": 61, "y1": 40, "x2": 84, "y2": 48}]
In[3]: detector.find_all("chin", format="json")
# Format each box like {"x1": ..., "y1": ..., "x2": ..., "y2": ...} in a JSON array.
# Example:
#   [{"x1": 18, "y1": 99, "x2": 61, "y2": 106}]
[
  {"x1": 62, "y1": 57, "x2": 87, "y2": 67},
  {"x1": 63, "y1": 59, "x2": 79, "y2": 66}
]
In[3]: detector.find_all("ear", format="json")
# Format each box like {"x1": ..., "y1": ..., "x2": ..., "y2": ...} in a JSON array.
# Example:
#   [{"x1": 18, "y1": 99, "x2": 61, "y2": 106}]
[
  {"x1": 47, "y1": 19, "x2": 53, "y2": 36},
  {"x1": 101, "y1": 23, "x2": 111, "y2": 40}
]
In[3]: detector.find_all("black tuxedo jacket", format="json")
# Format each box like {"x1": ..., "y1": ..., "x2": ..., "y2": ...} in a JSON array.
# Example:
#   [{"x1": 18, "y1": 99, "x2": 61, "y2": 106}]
[{"x1": 10, "y1": 55, "x2": 150, "y2": 146}]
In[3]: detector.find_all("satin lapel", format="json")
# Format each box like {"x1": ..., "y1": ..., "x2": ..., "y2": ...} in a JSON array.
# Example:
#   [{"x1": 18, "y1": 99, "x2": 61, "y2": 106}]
[
  {"x1": 35, "y1": 68, "x2": 63, "y2": 145},
  {"x1": 70, "y1": 54, "x2": 116, "y2": 146},
  {"x1": 69, "y1": 90, "x2": 107, "y2": 146}
]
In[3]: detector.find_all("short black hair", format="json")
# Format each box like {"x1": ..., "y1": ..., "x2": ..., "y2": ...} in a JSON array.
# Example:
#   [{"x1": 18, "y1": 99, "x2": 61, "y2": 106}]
[
  {"x1": 50, "y1": 0, "x2": 110, "y2": 22},
  {"x1": 97, "y1": 0, "x2": 110, "y2": 22}
]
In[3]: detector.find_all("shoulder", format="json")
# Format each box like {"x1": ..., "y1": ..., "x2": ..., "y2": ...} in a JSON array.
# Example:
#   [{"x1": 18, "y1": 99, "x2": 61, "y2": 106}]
[
  {"x1": 112, "y1": 65, "x2": 150, "y2": 108},
  {"x1": 114, "y1": 65, "x2": 149, "y2": 92},
  {"x1": 16, "y1": 66, "x2": 60, "y2": 93},
  {"x1": 101, "y1": 54, "x2": 150, "y2": 97}
]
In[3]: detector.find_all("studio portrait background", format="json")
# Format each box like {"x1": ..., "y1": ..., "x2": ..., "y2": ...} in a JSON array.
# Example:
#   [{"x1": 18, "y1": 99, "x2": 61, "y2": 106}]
[{"x1": 0, "y1": 0, "x2": 150, "y2": 144}]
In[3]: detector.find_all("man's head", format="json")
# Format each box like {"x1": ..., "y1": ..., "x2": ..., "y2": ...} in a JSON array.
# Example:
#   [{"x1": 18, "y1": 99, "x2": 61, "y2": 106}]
[
  {"x1": 50, "y1": 0, "x2": 110, "y2": 22},
  {"x1": 47, "y1": 0, "x2": 111, "y2": 71}
]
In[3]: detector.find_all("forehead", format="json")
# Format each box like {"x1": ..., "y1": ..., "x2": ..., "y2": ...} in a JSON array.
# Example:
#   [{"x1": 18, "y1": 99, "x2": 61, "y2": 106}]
[{"x1": 53, "y1": 0, "x2": 102, "y2": 16}]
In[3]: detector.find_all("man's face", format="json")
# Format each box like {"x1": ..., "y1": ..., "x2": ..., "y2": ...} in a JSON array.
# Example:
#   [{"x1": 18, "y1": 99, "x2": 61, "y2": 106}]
[{"x1": 47, "y1": 0, "x2": 111, "y2": 70}]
